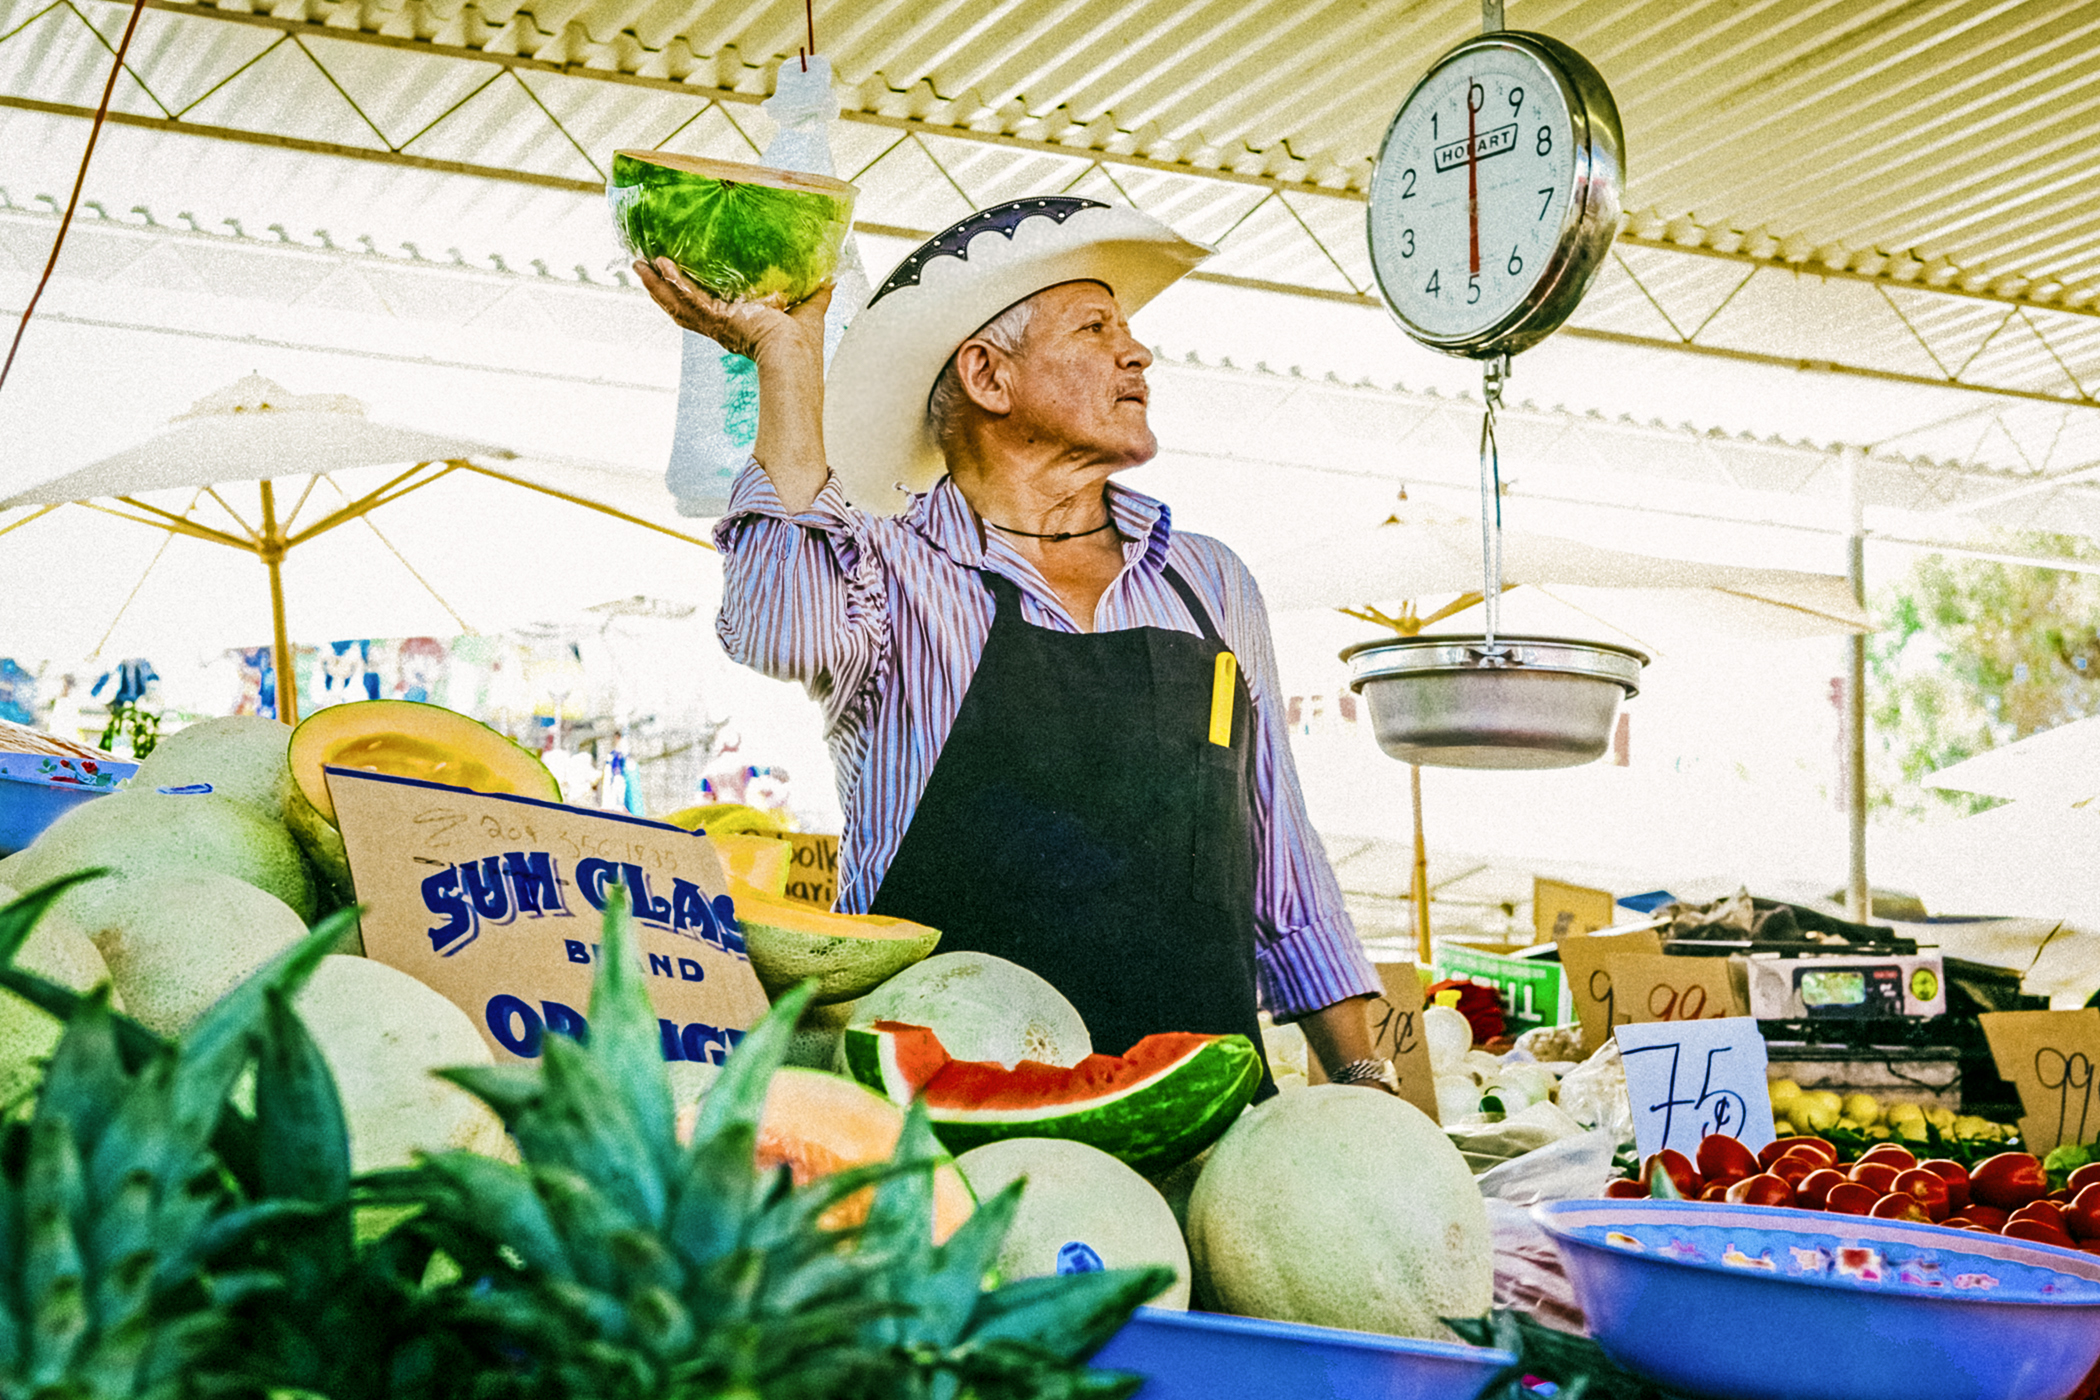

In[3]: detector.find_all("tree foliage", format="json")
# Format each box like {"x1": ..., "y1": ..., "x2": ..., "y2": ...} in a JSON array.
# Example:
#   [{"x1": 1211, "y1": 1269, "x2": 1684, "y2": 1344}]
[{"x1": 1868, "y1": 534, "x2": 2100, "y2": 818}]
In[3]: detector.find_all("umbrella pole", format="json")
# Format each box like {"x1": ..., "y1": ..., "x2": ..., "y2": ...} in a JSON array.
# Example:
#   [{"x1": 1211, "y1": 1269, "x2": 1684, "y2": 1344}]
[
  {"x1": 1411, "y1": 763, "x2": 1432, "y2": 964},
  {"x1": 1843, "y1": 447, "x2": 1868, "y2": 920},
  {"x1": 259, "y1": 480, "x2": 299, "y2": 726}
]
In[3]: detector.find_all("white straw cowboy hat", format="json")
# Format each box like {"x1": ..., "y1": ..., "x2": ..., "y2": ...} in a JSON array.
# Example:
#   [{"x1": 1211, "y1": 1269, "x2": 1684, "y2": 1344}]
[{"x1": 824, "y1": 198, "x2": 1211, "y2": 515}]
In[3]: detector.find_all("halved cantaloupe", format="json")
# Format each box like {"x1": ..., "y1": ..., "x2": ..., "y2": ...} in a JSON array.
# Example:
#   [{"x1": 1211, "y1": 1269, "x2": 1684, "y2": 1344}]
[
  {"x1": 711, "y1": 833, "x2": 791, "y2": 896},
  {"x1": 732, "y1": 879, "x2": 940, "y2": 1004},
  {"x1": 285, "y1": 700, "x2": 560, "y2": 901},
  {"x1": 677, "y1": 1066, "x2": 974, "y2": 1242}
]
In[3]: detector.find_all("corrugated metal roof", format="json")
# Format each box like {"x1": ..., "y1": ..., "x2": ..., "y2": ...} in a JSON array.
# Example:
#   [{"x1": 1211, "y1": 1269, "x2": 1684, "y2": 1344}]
[{"x1": 83, "y1": 0, "x2": 2092, "y2": 308}]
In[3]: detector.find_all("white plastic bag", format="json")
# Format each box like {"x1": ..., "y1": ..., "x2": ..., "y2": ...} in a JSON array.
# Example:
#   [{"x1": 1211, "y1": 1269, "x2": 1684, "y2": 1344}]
[{"x1": 665, "y1": 55, "x2": 873, "y2": 516}]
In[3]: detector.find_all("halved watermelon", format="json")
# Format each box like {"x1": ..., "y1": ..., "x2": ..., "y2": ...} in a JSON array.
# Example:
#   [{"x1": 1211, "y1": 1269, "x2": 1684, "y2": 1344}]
[{"x1": 841, "y1": 1021, "x2": 1260, "y2": 1176}]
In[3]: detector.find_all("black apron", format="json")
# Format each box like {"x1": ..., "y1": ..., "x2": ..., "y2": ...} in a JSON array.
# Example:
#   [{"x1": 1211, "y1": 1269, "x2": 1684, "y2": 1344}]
[{"x1": 869, "y1": 562, "x2": 1275, "y2": 1097}]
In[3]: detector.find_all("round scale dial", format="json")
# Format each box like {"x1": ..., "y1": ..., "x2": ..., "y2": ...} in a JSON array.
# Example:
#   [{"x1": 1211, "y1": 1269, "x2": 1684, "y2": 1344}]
[{"x1": 1368, "y1": 32, "x2": 1623, "y2": 360}]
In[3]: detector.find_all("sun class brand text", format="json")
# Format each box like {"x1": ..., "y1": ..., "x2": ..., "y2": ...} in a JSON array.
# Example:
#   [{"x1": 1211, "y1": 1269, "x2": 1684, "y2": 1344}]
[{"x1": 421, "y1": 850, "x2": 745, "y2": 956}]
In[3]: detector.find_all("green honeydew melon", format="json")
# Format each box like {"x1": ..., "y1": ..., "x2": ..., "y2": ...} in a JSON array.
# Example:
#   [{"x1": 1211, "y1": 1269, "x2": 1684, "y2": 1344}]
[
  {"x1": 293, "y1": 955, "x2": 512, "y2": 1172},
  {"x1": 0, "y1": 880, "x2": 124, "y2": 1104},
  {"x1": 956, "y1": 1137, "x2": 1191, "y2": 1309},
  {"x1": 11, "y1": 788, "x2": 316, "y2": 928},
  {"x1": 130, "y1": 715, "x2": 295, "y2": 823},
  {"x1": 1187, "y1": 1084, "x2": 1491, "y2": 1341},
  {"x1": 608, "y1": 151, "x2": 856, "y2": 305},
  {"x1": 843, "y1": 951, "x2": 1090, "y2": 1071},
  {"x1": 92, "y1": 871, "x2": 310, "y2": 1037}
]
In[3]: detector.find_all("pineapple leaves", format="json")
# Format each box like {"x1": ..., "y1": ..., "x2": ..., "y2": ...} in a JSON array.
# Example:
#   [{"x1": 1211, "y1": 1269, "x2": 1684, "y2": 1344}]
[
  {"x1": 252, "y1": 987, "x2": 352, "y2": 1274},
  {"x1": 0, "y1": 871, "x2": 103, "y2": 967},
  {"x1": 584, "y1": 892, "x2": 678, "y2": 1177}
]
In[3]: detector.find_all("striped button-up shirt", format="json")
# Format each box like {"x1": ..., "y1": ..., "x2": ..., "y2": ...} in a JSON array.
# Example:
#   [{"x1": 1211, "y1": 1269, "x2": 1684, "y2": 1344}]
[{"x1": 712, "y1": 462, "x2": 1378, "y2": 1021}]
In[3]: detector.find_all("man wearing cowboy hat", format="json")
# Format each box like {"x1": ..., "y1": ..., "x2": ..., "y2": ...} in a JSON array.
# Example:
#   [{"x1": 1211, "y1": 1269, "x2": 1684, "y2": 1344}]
[{"x1": 638, "y1": 199, "x2": 1391, "y2": 1095}]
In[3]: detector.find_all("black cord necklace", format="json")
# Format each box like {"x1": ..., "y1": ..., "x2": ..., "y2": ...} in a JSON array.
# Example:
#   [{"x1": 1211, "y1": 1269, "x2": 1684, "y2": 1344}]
[{"x1": 982, "y1": 517, "x2": 1116, "y2": 543}]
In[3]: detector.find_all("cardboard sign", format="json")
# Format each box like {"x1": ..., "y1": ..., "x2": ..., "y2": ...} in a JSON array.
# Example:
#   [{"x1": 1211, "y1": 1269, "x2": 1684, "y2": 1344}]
[
  {"x1": 329, "y1": 768, "x2": 771, "y2": 1064},
  {"x1": 784, "y1": 832, "x2": 840, "y2": 908},
  {"x1": 1534, "y1": 877, "x2": 1616, "y2": 945},
  {"x1": 1557, "y1": 927, "x2": 1665, "y2": 1055},
  {"x1": 1308, "y1": 961, "x2": 1440, "y2": 1123},
  {"x1": 1980, "y1": 1009, "x2": 2100, "y2": 1154},
  {"x1": 1616, "y1": 1016, "x2": 1777, "y2": 1161},
  {"x1": 1610, "y1": 954, "x2": 1747, "y2": 1025}
]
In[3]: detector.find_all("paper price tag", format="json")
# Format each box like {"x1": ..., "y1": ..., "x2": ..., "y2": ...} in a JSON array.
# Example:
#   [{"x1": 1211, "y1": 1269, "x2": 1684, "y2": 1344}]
[
  {"x1": 1307, "y1": 962, "x2": 1440, "y2": 1123},
  {"x1": 1616, "y1": 1016, "x2": 1777, "y2": 1162},
  {"x1": 1610, "y1": 953, "x2": 1747, "y2": 1025},
  {"x1": 1557, "y1": 928, "x2": 1664, "y2": 1055},
  {"x1": 1534, "y1": 877, "x2": 1617, "y2": 945},
  {"x1": 1980, "y1": 1009, "x2": 2100, "y2": 1155},
  {"x1": 330, "y1": 768, "x2": 772, "y2": 1064}
]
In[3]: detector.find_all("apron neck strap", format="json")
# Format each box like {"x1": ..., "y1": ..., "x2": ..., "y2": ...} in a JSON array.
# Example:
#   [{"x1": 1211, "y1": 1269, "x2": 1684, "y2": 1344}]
[{"x1": 975, "y1": 563, "x2": 1225, "y2": 645}]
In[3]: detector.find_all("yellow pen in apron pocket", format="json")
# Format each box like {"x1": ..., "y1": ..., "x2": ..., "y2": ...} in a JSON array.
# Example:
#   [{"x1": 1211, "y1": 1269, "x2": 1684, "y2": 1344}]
[{"x1": 1208, "y1": 652, "x2": 1237, "y2": 747}]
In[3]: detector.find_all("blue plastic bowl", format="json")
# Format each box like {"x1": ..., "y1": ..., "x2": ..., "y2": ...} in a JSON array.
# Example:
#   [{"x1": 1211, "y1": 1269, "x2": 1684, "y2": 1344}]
[
  {"x1": 1537, "y1": 1199, "x2": 2100, "y2": 1400},
  {"x1": 0, "y1": 775, "x2": 120, "y2": 857},
  {"x1": 1091, "y1": 1306, "x2": 1513, "y2": 1400}
]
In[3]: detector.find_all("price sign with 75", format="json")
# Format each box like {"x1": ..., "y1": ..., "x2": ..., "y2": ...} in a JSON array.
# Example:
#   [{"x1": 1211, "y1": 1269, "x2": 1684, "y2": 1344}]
[{"x1": 1614, "y1": 1017, "x2": 1777, "y2": 1160}]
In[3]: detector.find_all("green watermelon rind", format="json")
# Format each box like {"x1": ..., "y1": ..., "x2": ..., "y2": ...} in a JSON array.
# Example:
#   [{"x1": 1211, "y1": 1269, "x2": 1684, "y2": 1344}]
[
  {"x1": 841, "y1": 1027, "x2": 1261, "y2": 1178},
  {"x1": 608, "y1": 153, "x2": 854, "y2": 305}
]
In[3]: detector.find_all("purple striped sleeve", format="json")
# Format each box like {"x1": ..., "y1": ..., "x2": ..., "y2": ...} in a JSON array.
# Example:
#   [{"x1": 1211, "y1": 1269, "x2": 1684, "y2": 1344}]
[{"x1": 711, "y1": 461, "x2": 892, "y2": 734}]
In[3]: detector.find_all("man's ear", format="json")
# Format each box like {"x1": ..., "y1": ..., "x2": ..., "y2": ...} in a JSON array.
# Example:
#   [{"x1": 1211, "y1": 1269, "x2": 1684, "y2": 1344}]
[{"x1": 954, "y1": 340, "x2": 1015, "y2": 417}]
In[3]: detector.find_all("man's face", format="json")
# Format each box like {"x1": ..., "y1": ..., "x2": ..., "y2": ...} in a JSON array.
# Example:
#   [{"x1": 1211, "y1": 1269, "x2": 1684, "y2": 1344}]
[{"x1": 1001, "y1": 281, "x2": 1156, "y2": 467}]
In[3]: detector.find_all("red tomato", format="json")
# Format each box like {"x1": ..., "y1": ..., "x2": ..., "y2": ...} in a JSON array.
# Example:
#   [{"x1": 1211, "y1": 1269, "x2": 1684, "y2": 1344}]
[
  {"x1": 1970, "y1": 1153, "x2": 2049, "y2": 1212},
  {"x1": 1960, "y1": 1204, "x2": 2010, "y2": 1231},
  {"x1": 1848, "y1": 1161, "x2": 1901, "y2": 1195},
  {"x1": 2050, "y1": 1187, "x2": 2076, "y2": 1204},
  {"x1": 1699, "y1": 1181, "x2": 1733, "y2": 1202},
  {"x1": 2010, "y1": 1200, "x2": 2069, "y2": 1231},
  {"x1": 1605, "y1": 1178, "x2": 1649, "y2": 1199},
  {"x1": 1856, "y1": 1144, "x2": 1919, "y2": 1172},
  {"x1": 2067, "y1": 1185, "x2": 2100, "y2": 1241},
  {"x1": 1870, "y1": 1193, "x2": 1931, "y2": 1223},
  {"x1": 1941, "y1": 1217, "x2": 1996, "y2": 1233},
  {"x1": 1642, "y1": 1149, "x2": 1699, "y2": 1199},
  {"x1": 1891, "y1": 1168, "x2": 1952, "y2": 1221},
  {"x1": 1825, "y1": 1182, "x2": 1881, "y2": 1216},
  {"x1": 1724, "y1": 1173, "x2": 1796, "y2": 1208},
  {"x1": 1768, "y1": 1154, "x2": 1819, "y2": 1189},
  {"x1": 1796, "y1": 1168, "x2": 1848, "y2": 1210},
  {"x1": 1696, "y1": 1135, "x2": 1759, "y2": 1187},
  {"x1": 1760, "y1": 1136, "x2": 1837, "y2": 1170},
  {"x1": 1919, "y1": 1159, "x2": 1971, "y2": 1214},
  {"x1": 2066, "y1": 1163, "x2": 2100, "y2": 1195},
  {"x1": 2003, "y1": 1218, "x2": 2076, "y2": 1249}
]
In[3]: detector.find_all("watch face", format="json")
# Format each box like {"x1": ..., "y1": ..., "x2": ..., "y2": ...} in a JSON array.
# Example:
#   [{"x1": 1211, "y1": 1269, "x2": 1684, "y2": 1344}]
[{"x1": 1369, "y1": 41, "x2": 1580, "y2": 347}]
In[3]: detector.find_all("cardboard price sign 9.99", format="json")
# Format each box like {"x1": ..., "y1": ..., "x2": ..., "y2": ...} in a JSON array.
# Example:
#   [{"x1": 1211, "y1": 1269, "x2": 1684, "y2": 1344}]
[
  {"x1": 1607, "y1": 954, "x2": 1748, "y2": 1025},
  {"x1": 1981, "y1": 1009, "x2": 2100, "y2": 1155},
  {"x1": 1556, "y1": 928, "x2": 1663, "y2": 1055}
]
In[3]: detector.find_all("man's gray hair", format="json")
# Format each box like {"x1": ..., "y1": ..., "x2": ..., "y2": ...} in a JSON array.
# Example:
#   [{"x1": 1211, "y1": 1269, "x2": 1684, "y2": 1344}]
[{"x1": 926, "y1": 296, "x2": 1036, "y2": 443}]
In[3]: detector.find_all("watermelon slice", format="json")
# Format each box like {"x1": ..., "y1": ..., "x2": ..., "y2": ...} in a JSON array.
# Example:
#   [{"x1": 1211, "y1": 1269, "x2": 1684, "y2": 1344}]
[{"x1": 841, "y1": 1021, "x2": 1260, "y2": 1176}]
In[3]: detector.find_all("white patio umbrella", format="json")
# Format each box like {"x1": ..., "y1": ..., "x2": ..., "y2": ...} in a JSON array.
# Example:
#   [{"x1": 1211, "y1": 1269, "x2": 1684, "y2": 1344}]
[
  {"x1": 1251, "y1": 507, "x2": 1872, "y2": 647},
  {"x1": 0, "y1": 375, "x2": 715, "y2": 722},
  {"x1": 1924, "y1": 716, "x2": 2100, "y2": 806}
]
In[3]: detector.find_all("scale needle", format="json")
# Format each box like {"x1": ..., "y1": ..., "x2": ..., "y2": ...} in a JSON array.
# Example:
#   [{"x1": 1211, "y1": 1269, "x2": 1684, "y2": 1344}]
[{"x1": 1466, "y1": 80, "x2": 1482, "y2": 277}]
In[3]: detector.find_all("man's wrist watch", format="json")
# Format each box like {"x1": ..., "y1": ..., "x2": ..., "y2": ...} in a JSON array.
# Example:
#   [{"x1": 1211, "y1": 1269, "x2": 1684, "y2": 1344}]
[{"x1": 1330, "y1": 1057, "x2": 1400, "y2": 1094}]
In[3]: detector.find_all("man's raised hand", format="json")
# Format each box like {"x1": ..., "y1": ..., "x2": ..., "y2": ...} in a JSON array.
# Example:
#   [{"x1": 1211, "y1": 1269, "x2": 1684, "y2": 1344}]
[{"x1": 634, "y1": 257, "x2": 832, "y2": 368}]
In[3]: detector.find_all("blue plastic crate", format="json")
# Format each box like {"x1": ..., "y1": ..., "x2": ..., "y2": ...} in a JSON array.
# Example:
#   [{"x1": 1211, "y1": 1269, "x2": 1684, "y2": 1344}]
[{"x1": 1092, "y1": 1307, "x2": 1513, "y2": 1400}]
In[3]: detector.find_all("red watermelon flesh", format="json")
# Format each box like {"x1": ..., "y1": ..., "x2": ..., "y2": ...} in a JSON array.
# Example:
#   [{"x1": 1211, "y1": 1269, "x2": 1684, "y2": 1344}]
[{"x1": 841, "y1": 1020, "x2": 1260, "y2": 1176}]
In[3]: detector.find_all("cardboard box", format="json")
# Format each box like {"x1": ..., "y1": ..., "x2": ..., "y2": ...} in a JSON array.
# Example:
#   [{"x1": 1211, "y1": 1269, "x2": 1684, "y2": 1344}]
[
  {"x1": 328, "y1": 768, "x2": 772, "y2": 1064},
  {"x1": 1533, "y1": 877, "x2": 1616, "y2": 945},
  {"x1": 1432, "y1": 939, "x2": 1572, "y2": 1034},
  {"x1": 784, "y1": 831, "x2": 840, "y2": 908}
]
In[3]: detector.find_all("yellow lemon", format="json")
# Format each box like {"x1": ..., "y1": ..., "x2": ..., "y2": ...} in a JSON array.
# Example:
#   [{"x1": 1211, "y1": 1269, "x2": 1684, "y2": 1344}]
[{"x1": 1841, "y1": 1093, "x2": 1883, "y2": 1128}]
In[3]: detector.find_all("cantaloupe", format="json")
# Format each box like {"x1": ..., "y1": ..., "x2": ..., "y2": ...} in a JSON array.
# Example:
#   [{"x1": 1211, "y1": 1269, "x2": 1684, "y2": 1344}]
[
  {"x1": 0, "y1": 880, "x2": 123, "y2": 1104},
  {"x1": 677, "y1": 1065, "x2": 974, "y2": 1242},
  {"x1": 844, "y1": 952, "x2": 1090, "y2": 1070},
  {"x1": 10, "y1": 789, "x2": 317, "y2": 929},
  {"x1": 130, "y1": 715, "x2": 295, "y2": 823},
  {"x1": 293, "y1": 954, "x2": 512, "y2": 1172},
  {"x1": 1186, "y1": 1084, "x2": 1491, "y2": 1341},
  {"x1": 735, "y1": 880, "x2": 940, "y2": 1004},
  {"x1": 285, "y1": 700, "x2": 560, "y2": 903},
  {"x1": 957, "y1": 1137, "x2": 1191, "y2": 1309},
  {"x1": 92, "y1": 872, "x2": 310, "y2": 1037}
]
